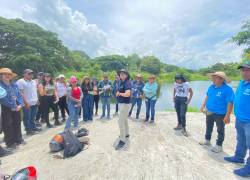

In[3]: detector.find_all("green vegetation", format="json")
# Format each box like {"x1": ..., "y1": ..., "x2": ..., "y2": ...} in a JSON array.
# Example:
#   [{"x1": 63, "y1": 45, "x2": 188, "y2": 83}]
[{"x1": 0, "y1": 17, "x2": 249, "y2": 82}]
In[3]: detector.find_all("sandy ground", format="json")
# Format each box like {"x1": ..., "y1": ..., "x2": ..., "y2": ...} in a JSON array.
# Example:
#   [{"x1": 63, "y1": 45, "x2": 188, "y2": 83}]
[{"x1": 0, "y1": 112, "x2": 247, "y2": 180}]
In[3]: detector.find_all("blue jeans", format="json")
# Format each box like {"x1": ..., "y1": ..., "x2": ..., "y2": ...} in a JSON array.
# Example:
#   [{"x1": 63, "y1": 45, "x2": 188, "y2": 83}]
[
  {"x1": 65, "y1": 102, "x2": 80, "y2": 130},
  {"x1": 129, "y1": 98, "x2": 142, "y2": 118},
  {"x1": 145, "y1": 98, "x2": 156, "y2": 121},
  {"x1": 234, "y1": 120, "x2": 250, "y2": 165},
  {"x1": 82, "y1": 94, "x2": 94, "y2": 121},
  {"x1": 22, "y1": 105, "x2": 38, "y2": 131},
  {"x1": 101, "y1": 97, "x2": 111, "y2": 118}
]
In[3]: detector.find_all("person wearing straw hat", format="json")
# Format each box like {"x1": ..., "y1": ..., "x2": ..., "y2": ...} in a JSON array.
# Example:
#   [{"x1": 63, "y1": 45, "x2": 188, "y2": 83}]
[
  {"x1": 0, "y1": 68, "x2": 25, "y2": 149},
  {"x1": 115, "y1": 69, "x2": 131, "y2": 150},
  {"x1": 224, "y1": 60, "x2": 250, "y2": 177},
  {"x1": 143, "y1": 75, "x2": 158, "y2": 123},
  {"x1": 199, "y1": 71, "x2": 234, "y2": 153},
  {"x1": 16, "y1": 69, "x2": 40, "y2": 136},
  {"x1": 128, "y1": 74, "x2": 144, "y2": 120}
]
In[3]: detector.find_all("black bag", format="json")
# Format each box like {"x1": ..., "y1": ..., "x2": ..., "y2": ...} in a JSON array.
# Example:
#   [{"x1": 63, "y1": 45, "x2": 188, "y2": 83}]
[
  {"x1": 76, "y1": 128, "x2": 89, "y2": 137},
  {"x1": 61, "y1": 130, "x2": 83, "y2": 158}
]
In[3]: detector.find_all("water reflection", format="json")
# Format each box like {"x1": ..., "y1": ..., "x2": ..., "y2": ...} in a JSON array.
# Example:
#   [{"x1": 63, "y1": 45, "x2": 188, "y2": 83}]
[{"x1": 155, "y1": 81, "x2": 239, "y2": 111}]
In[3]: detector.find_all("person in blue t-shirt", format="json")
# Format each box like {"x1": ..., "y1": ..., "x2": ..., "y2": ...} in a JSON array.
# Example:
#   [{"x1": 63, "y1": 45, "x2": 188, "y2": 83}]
[
  {"x1": 128, "y1": 74, "x2": 144, "y2": 120},
  {"x1": 200, "y1": 72, "x2": 234, "y2": 153},
  {"x1": 224, "y1": 61, "x2": 250, "y2": 177}
]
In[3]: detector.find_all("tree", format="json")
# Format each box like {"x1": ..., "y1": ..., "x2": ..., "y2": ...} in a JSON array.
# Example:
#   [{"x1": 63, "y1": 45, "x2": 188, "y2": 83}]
[
  {"x1": 141, "y1": 56, "x2": 161, "y2": 75},
  {"x1": 0, "y1": 17, "x2": 74, "y2": 75},
  {"x1": 232, "y1": 20, "x2": 250, "y2": 60}
]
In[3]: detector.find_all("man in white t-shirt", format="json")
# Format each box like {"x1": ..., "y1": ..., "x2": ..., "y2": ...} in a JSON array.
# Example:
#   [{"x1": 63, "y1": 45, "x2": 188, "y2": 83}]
[{"x1": 17, "y1": 69, "x2": 40, "y2": 135}]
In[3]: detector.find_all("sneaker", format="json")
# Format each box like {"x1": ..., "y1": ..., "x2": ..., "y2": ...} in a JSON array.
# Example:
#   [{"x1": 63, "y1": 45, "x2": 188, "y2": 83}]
[
  {"x1": 6, "y1": 143, "x2": 17, "y2": 150},
  {"x1": 199, "y1": 140, "x2": 211, "y2": 146},
  {"x1": 234, "y1": 165, "x2": 250, "y2": 177},
  {"x1": 33, "y1": 127, "x2": 42, "y2": 132},
  {"x1": 181, "y1": 128, "x2": 188, "y2": 137},
  {"x1": 0, "y1": 146, "x2": 13, "y2": 157},
  {"x1": 26, "y1": 130, "x2": 38, "y2": 136},
  {"x1": 126, "y1": 134, "x2": 130, "y2": 138},
  {"x1": 17, "y1": 140, "x2": 26, "y2": 146},
  {"x1": 115, "y1": 140, "x2": 126, "y2": 150},
  {"x1": 47, "y1": 123, "x2": 55, "y2": 128},
  {"x1": 144, "y1": 119, "x2": 149, "y2": 122},
  {"x1": 54, "y1": 121, "x2": 62, "y2": 126},
  {"x1": 100, "y1": 116, "x2": 105, "y2": 120},
  {"x1": 174, "y1": 124, "x2": 182, "y2": 130},
  {"x1": 211, "y1": 145, "x2": 223, "y2": 153},
  {"x1": 224, "y1": 156, "x2": 245, "y2": 164},
  {"x1": 35, "y1": 122, "x2": 42, "y2": 127},
  {"x1": 149, "y1": 120, "x2": 154, "y2": 124}
]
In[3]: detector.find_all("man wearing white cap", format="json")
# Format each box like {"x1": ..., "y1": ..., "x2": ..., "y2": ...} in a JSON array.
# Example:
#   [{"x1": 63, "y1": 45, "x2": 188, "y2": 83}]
[{"x1": 200, "y1": 71, "x2": 234, "y2": 153}]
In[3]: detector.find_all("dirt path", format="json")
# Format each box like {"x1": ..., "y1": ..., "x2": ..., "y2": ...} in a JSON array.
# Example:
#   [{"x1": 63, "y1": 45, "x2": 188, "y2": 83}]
[{"x1": 0, "y1": 112, "x2": 246, "y2": 180}]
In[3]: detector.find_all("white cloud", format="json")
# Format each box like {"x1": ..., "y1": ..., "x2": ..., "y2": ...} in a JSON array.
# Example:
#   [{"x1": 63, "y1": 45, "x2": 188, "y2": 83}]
[
  {"x1": 0, "y1": 0, "x2": 249, "y2": 68},
  {"x1": 21, "y1": 0, "x2": 107, "y2": 57},
  {"x1": 98, "y1": 0, "x2": 248, "y2": 68}
]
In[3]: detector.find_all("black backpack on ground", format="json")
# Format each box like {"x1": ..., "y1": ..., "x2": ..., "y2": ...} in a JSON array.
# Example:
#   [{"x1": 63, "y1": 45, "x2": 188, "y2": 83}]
[{"x1": 61, "y1": 130, "x2": 83, "y2": 158}]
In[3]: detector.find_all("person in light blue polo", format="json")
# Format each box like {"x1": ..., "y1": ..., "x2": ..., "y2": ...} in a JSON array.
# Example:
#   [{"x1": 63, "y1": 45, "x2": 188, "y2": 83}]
[
  {"x1": 200, "y1": 72, "x2": 234, "y2": 153},
  {"x1": 224, "y1": 60, "x2": 250, "y2": 177}
]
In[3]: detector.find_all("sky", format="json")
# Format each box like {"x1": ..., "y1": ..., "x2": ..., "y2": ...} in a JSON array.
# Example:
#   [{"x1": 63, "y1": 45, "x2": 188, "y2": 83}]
[{"x1": 0, "y1": 0, "x2": 250, "y2": 69}]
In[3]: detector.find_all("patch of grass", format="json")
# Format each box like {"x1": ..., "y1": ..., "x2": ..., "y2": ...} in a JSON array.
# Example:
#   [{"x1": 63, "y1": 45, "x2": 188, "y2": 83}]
[{"x1": 187, "y1": 106, "x2": 200, "y2": 112}]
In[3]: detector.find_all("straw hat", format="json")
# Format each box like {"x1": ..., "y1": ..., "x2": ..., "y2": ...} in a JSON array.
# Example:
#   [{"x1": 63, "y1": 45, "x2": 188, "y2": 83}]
[
  {"x1": 58, "y1": 74, "x2": 65, "y2": 78},
  {"x1": 136, "y1": 74, "x2": 142, "y2": 78},
  {"x1": 148, "y1": 74, "x2": 156, "y2": 80},
  {"x1": 0, "y1": 68, "x2": 17, "y2": 78},
  {"x1": 83, "y1": 76, "x2": 90, "y2": 81},
  {"x1": 207, "y1": 71, "x2": 231, "y2": 83}
]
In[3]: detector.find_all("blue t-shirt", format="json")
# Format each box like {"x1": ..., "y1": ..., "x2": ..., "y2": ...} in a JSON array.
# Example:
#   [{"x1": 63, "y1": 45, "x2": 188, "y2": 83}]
[
  {"x1": 118, "y1": 79, "x2": 131, "y2": 104},
  {"x1": 206, "y1": 83, "x2": 234, "y2": 115},
  {"x1": 234, "y1": 80, "x2": 250, "y2": 122}
]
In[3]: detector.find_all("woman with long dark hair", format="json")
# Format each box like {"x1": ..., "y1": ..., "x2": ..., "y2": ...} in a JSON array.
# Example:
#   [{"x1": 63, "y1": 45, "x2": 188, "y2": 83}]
[
  {"x1": 92, "y1": 78, "x2": 99, "y2": 116},
  {"x1": 38, "y1": 73, "x2": 61, "y2": 128},
  {"x1": 81, "y1": 76, "x2": 94, "y2": 121}
]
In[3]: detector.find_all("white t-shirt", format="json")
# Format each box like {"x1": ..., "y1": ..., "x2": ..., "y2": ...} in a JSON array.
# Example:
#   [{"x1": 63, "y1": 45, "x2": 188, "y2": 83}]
[
  {"x1": 17, "y1": 79, "x2": 38, "y2": 105},
  {"x1": 174, "y1": 82, "x2": 190, "y2": 97},
  {"x1": 56, "y1": 82, "x2": 68, "y2": 98}
]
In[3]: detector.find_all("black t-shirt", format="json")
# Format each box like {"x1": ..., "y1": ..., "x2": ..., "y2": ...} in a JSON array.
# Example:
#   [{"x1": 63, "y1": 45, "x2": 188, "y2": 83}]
[{"x1": 118, "y1": 79, "x2": 131, "y2": 104}]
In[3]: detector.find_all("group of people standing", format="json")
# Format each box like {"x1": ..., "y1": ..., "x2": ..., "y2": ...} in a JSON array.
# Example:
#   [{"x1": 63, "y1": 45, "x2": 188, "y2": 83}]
[
  {"x1": 0, "y1": 60, "x2": 250, "y2": 177},
  {"x1": 171, "y1": 61, "x2": 250, "y2": 177},
  {"x1": 0, "y1": 68, "x2": 158, "y2": 152}
]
